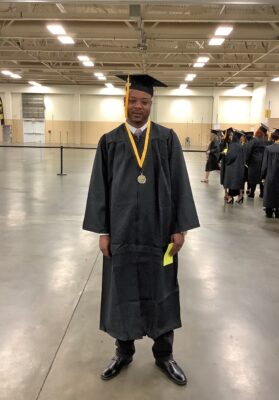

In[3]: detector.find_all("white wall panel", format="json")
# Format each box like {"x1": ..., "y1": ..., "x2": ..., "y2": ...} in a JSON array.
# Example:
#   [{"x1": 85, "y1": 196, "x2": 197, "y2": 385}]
[
  {"x1": 266, "y1": 82, "x2": 279, "y2": 118},
  {"x1": 80, "y1": 95, "x2": 124, "y2": 122},
  {"x1": 219, "y1": 97, "x2": 251, "y2": 123},
  {"x1": 156, "y1": 96, "x2": 213, "y2": 123},
  {"x1": 44, "y1": 94, "x2": 74, "y2": 120},
  {"x1": 250, "y1": 85, "x2": 266, "y2": 124}
]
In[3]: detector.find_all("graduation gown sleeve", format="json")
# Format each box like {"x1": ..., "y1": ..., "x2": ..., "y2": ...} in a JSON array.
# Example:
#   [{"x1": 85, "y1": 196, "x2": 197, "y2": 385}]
[
  {"x1": 83, "y1": 134, "x2": 110, "y2": 234},
  {"x1": 168, "y1": 130, "x2": 200, "y2": 233},
  {"x1": 261, "y1": 147, "x2": 268, "y2": 180}
]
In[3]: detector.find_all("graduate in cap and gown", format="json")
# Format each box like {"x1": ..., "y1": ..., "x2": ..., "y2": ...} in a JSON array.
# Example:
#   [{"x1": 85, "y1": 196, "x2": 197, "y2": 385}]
[
  {"x1": 261, "y1": 129, "x2": 279, "y2": 218},
  {"x1": 83, "y1": 74, "x2": 199, "y2": 385},
  {"x1": 245, "y1": 123, "x2": 269, "y2": 198},
  {"x1": 219, "y1": 128, "x2": 232, "y2": 200},
  {"x1": 242, "y1": 131, "x2": 254, "y2": 195},
  {"x1": 223, "y1": 129, "x2": 245, "y2": 204},
  {"x1": 201, "y1": 129, "x2": 221, "y2": 183}
]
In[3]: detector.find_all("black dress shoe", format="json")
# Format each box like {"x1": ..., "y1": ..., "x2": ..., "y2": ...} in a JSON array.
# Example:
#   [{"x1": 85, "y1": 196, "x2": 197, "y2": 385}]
[
  {"x1": 101, "y1": 356, "x2": 133, "y2": 380},
  {"x1": 155, "y1": 359, "x2": 187, "y2": 386}
]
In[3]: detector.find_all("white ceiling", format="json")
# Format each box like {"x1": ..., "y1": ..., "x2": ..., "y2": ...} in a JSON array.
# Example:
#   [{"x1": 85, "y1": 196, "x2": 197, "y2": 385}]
[{"x1": 0, "y1": 1, "x2": 279, "y2": 88}]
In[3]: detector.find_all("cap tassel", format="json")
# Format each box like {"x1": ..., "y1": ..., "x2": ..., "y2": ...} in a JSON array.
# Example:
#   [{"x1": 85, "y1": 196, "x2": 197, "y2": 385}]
[{"x1": 125, "y1": 75, "x2": 130, "y2": 119}]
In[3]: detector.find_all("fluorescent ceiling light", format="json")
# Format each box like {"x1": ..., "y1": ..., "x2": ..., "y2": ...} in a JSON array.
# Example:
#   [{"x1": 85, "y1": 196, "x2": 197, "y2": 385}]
[
  {"x1": 197, "y1": 57, "x2": 209, "y2": 63},
  {"x1": 83, "y1": 61, "x2": 94, "y2": 67},
  {"x1": 98, "y1": 76, "x2": 107, "y2": 81},
  {"x1": 29, "y1": 81, "x2": 42, "y2": 87},
  {"x1": 194, "y1": 62, "x2": 205, "y2": 68},
  {"x1": 94, "y1": 72, "x2": 104, "y2": 77},
  {"x1": 105, "y1": 83, "x2": 114, "y2": 89},
  {"x1": 58, "y1": 36, "x2": 75, "y2": 44},
  {"x1": 185, "y1": 74, "x2": 196, "y2": 81},
  {"x1": 179, "y1": 84, "x2": 188, "y2": 89},
  {"x1": 47, "y1": 24, "x2": 65, "y2": 35},
  {"x1": 1, "y1": 70, "x2": 12, "y2": 76},
  {"x1": 271, "y1": 77, "x2": 279, "y2": 82},
  {"x1": 10, "y1": 73, "x2": 21, "y2": 79},
  {"x1": 236, "y1": 84, "x2": 247, "y2": 89},
  {"x1": 215, "y1": 26, "x2": 233, "y2": 36},
  {"x1": 77, "y1": 55, "x2": 90, "y2": 62},
  {"x1": 209, "y1": 38, "x2": 225, "y2": 46}
]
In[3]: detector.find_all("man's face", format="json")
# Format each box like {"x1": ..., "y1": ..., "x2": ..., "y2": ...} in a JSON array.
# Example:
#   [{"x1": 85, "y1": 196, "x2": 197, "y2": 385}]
[{"x1": 125, "y1": 89, "x2": 152, "y2": 126}]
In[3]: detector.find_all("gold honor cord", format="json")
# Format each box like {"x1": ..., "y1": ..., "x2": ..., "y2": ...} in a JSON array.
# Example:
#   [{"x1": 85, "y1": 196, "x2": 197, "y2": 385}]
[{"x1": 125, "y1": 119, "x2": 151, "y2": 170}]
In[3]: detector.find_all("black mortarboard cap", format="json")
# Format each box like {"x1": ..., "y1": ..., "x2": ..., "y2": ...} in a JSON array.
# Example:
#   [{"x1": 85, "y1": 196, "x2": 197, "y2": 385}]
[
  {"x1": 244, "y1": 131, "x2": 254, "y2": 141},
  {"x1": 211, "y1": 129, "x2": 222, "y2": 134},
  {"x1": 116, "y1": 74, "x2": 167, "y2": 96},
  {"x1": 233, "y1": 129, "x2": 244, "y2": 140}
]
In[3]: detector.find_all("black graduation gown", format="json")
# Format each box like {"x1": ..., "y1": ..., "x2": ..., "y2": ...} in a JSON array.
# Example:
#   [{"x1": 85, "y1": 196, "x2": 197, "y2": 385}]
[
  {"x1": 219, "y1": 141, "x2": 229, "y2": 186},
  {"x1": 246, "y1": 137, "x2": 268, "y2": 186},
  {"x1": 205, "y1": 139, "x2": 220, "y2": 172},
  {"x1": 83, "y1": 122, "x2": 199, "y2": 341},
  {"x1": 261, "y1": 144, "x2": 279, "y2": 208},
  {"x1": 243, "y1": 142, "x2": 250, "y2": 184},
  {"x1": 223, "y1": 142, "x2": 245, "y2": 191}
]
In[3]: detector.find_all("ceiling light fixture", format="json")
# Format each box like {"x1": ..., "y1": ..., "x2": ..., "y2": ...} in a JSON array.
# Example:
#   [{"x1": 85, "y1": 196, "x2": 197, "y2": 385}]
[
  {"x1": 197, "y1": 57, "x2": 209, "y2": 63},
  {"x1": 215, "y1": 26, "x2": 233, "y2": 36},
  {"x1": 271, "y1": 77, "x2": 279, "y2": 82},
  {"x1": 179, "y1": 84, "x2": 188, "y2": 89},
  {"x1": 98, "y1": 76, "x2": 107, "y2": 81},
  {"x1": 236, "y1": 84, "x2": 247, "y2": 89},
  {"x1": 47, "y1": 24, "x2": 66, "y2": 35},
  {"x1": 185, "y1": 74, "x2": 196, "y2": 81},
  {"x1": 83, "y1": 61, "x2": 94, "y2": 67},
  {"x1": 94, "y1": 72, "x2": 104, "y2": 77},
  {"x1": 58, "y1": 36, "x2": 75, "y2": 44},
  {"x1": 105, "y1": 83, "x2": 114, "y2": 89},
  {"x1": 194, "y1": 62, "x2": 205, "y2": 68},
  {"x1": 209, "y1": 38, "x2": 225, "y2": 46},
  {"x1": 29, "y1": 81, "x2": 42, "y2": 87},
  {"x1": 77, "y1": 55, "x2": 90, "y2": 62},
  {"x1": 10, "y1": 73, "x2": 21, "y2": 79},
  {"x1": 1, "y1": 70, "x2": 12, "y2": 76}
]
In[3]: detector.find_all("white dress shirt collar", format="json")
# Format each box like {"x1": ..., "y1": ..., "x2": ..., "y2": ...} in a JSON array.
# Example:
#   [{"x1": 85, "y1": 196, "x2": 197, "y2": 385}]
[{"x1": 127, "y1": 121, "x2": 148, "y2": 134}]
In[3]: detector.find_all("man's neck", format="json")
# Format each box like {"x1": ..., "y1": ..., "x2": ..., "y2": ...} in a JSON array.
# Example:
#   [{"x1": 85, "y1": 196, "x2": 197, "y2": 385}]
[{"x1": 126, "y1": 119, "x2": 149, "y2": 129}]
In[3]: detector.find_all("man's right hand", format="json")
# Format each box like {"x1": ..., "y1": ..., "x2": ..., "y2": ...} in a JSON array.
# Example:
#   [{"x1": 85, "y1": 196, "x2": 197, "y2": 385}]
[{"x1": 99, "y1": 235, "x2": 111, "y2": 258}]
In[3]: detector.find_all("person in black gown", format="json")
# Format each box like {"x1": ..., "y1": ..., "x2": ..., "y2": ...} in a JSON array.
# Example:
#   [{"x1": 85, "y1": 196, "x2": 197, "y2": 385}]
[
  {"x1": 245, "y1": 123, "x2": 268, "y2": 198},
  {"x1": 261, "y1": 129, "x2": 279, "y2": 218},
  {"x1": 219, "y1": 128, "x2": 231, "y2": 200},
  {"x1": 201, "y1": 130, "x2": 220, "y2": 183},
  {"x1": 223, "y1": 129, "x2": 245, "y2": 204},
  {"x1": 83, "y1": 75, "x2": 199, "y2": 385},
  {"x1": 243, "y1": 131, "x2": 254, "y2": 195}
]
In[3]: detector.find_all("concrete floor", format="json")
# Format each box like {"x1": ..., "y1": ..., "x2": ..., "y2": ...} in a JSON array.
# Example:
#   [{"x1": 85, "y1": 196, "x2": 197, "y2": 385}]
[{"x1": 0, "y1": 147, "x2": 278, "y2": 400}]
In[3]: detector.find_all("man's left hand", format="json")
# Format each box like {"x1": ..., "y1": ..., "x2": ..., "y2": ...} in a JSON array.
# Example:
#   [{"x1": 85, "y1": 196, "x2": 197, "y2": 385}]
[{"x1": 169, "y1": 233, "x2": 185, "y2": 256}]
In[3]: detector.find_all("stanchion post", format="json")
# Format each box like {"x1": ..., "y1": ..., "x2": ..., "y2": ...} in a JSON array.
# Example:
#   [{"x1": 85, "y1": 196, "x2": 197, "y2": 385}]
[{"x1": 57, "y1": 145, "x2": 67, "y2": 176}]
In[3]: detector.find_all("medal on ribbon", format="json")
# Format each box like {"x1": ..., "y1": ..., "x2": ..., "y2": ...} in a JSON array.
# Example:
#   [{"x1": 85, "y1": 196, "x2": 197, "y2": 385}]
[{"x1": 125, "y1": 120, "x2": 151, "y2": 184}]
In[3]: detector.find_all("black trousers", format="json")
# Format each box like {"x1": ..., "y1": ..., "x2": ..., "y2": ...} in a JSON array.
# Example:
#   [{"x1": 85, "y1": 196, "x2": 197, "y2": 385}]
[{"x1": 115, "y1": 330, "x2": 174, "y2": 362}]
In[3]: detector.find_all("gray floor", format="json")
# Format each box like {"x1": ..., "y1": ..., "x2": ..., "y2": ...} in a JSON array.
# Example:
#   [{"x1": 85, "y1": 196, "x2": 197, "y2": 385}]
[{"x1": 0, "y1": 147, "x2": 278, "y2": 400}]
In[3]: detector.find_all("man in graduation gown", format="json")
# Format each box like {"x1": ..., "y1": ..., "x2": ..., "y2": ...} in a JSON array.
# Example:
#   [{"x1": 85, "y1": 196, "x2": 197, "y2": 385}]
[{"x1": 83, "y1": 75, "x2": 199, "y2": 386}]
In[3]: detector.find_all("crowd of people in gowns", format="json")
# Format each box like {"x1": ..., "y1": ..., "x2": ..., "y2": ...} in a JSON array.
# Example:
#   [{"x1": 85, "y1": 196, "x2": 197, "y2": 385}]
[{"x1": 201, "y1": 124, "x2": 279, "y2": 218}]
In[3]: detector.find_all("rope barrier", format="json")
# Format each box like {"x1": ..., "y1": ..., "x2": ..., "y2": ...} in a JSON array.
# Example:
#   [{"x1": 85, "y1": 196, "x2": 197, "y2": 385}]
[{"x1": 0, "y1": 144, "x2": 205, "y2": 175}]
